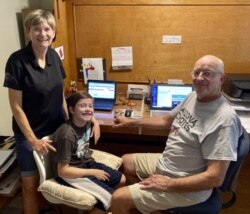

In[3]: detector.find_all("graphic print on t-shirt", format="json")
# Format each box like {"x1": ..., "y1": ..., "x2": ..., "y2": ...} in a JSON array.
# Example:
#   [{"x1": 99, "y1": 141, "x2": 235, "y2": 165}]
[
  {"x1": 175, "y1": 108, "x2": 197, "y2": 132},
  {"x1": 76, "y1": 126, "x2": 91, "y2": 159}
]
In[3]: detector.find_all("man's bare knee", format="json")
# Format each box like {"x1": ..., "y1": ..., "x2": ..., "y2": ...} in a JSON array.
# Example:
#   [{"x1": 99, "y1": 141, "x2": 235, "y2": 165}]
[{"x1": 121, "y1": 154, "x2": 135, "y2": 174}]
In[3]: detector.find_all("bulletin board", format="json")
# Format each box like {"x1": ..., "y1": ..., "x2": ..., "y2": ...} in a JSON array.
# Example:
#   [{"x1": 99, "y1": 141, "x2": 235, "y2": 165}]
[{"x1": 66, "y1": 0, "x2": 250, "y2": 84}]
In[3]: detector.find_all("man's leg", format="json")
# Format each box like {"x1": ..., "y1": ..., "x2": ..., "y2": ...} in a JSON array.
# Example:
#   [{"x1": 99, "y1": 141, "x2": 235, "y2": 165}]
[
  {"x1": 111, "y1": 186, "x2": 139, "y2": 214},
  {"x1": 121, "y1": 154, "x2": 140, "y2": 184},
  {"x1": 89, "y1": 207, "x2": 106, "y2": 214}
]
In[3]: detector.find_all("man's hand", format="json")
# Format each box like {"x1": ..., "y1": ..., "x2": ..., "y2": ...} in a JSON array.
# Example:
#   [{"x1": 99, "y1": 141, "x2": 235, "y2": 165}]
[
  {"x1": 113, "y1": 114, "x2": 131, "y2": 128},
  {"x1": 139, "y1": 174, "x2": 171, "y2": 192}
]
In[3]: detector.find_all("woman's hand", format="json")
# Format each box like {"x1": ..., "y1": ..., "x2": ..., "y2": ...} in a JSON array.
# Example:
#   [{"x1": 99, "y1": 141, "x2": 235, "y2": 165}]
[{"x1": 31, "y1": 138, "x2": 56, "y2": 154}]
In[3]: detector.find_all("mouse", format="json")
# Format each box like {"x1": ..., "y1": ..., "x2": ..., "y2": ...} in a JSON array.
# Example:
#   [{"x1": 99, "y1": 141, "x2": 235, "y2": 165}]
[{"x1": 125, "y1": 109, "x2": 133, "y2": 117}]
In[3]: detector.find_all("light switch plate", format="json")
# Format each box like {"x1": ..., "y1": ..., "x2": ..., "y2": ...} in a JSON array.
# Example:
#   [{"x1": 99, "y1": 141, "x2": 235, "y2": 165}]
[{"x1": 162, "y1": 35, "x2": 182, "y2": 44}]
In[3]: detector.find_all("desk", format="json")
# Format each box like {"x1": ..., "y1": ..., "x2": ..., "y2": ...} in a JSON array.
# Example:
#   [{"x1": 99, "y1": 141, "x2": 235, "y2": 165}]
[
  {"x1": 92, "y1": 100, "x2": 168, "y2": 156},
  {"x1": 94, "y1": 99, "x2": 168, "y2": 137}
]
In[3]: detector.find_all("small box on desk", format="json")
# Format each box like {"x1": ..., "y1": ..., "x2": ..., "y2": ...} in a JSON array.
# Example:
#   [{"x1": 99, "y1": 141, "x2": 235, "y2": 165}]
[{"x1": 127, "y1": 84, "x2": 149, "y2": 100}]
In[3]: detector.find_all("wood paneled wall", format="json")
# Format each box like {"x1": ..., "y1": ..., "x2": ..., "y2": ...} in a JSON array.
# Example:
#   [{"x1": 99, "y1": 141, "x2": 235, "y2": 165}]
[
  {"x1": 53, "y1": 0, "x2": 71, "y2": 88},
  {"x1": 65, "y1": 0, "x2": 250, "y2": 89}
]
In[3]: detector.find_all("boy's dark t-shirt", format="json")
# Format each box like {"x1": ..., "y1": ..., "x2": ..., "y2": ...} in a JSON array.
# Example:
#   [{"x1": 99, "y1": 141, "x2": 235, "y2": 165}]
[{"x1": 51, "y1": 120, "x2": 94, "y2": 175}]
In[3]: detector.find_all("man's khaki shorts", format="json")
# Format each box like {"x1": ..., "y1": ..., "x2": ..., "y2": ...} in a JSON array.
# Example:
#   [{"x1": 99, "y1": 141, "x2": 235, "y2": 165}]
[{"x1": 128, "y1": 153, "x2": 207, "y2": 214}]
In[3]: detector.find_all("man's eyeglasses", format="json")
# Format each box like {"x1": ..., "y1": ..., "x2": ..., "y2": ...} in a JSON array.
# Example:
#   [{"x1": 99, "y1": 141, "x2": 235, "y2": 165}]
[{"x1": 191, "y1": 70, "x2": 219, "y2": 79}]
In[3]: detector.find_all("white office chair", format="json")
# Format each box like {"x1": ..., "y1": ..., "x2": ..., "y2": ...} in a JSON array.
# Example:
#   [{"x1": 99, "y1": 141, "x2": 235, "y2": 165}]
[{"x1": 33, "y1": 136, "x2": 123, "y2": 213}]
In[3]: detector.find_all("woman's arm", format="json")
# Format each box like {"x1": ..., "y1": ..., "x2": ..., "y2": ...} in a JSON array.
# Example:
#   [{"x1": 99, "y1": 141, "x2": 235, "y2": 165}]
[
  {"x1": 8, "y1": 88, "x2": 55, "y2": 153},
  {"x1": 63, "y1": 93, "x2": 69, "y2": 120}
]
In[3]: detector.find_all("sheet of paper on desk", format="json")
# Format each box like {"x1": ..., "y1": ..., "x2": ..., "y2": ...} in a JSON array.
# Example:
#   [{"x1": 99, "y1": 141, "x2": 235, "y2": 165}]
[
  {"x1": 131, "y1": 110, "x2": 143, "y2": 119},
  {"x1": 236, "y1": 110, "x2": 250, "y2": 133},
  {"x1": 111, "y1": 46, "x2": 133, "y2": 70}
]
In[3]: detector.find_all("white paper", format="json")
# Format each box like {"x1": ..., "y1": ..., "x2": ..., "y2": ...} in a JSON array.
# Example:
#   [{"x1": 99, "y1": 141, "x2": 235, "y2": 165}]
[
  {"x1": 0, "y1": 153, "x2": 16, "y2": 174},
  {"x1": 111, "y1": 46, "x2": 133, "y2": 70},
  {"x1": 54, "y1": 46, "x2": 64, "y2": 60},
  {"x1": 81, "y1": 58, "x2": 104, "y2": 84}
]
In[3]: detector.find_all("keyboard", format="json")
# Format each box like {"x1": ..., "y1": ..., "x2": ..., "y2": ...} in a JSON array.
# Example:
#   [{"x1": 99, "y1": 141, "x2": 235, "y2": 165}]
[
  {"x1": 94, "y1": 102, "x2": 113, "y2": 111},
  {"x1": 150, "y1": 110, "x2": 169, "y2": 117}
]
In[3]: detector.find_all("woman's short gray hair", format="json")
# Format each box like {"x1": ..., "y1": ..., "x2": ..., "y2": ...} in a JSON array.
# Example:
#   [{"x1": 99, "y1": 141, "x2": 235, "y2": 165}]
[{"x1": 24, "y1": 9, "x2": 56, "y2": 32}]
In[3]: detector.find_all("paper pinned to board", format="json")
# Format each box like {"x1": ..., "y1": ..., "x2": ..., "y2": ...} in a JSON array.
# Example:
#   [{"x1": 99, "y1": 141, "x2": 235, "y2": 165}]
[
  {"x1": 80, "y1": 58, "x2": 105, "y2": 84},
  {"x1": 111, "y1": 46, "x2": 133, "y2": 70}
]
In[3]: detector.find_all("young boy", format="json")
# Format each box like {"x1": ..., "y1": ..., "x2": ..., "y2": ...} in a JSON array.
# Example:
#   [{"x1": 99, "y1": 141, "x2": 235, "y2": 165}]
[{"x1": 51, "y1": 91, "x2": 126, "y2": 213}]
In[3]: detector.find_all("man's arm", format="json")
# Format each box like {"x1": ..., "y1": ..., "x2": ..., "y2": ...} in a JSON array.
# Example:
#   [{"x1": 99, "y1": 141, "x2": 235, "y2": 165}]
[
  {"x1": 113, "y1": 112, "x2": 174, "y2": 130},
  {"x1": 140, "y1": 159, "x2": 230, "y2": 192}
]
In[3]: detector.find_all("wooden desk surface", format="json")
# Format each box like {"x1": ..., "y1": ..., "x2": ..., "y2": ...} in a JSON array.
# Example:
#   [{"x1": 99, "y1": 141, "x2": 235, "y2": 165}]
[
  {"x1": 92, "y1": 99, "x2": 168, "y2": 155},
  {"x1": 94, "y1": 99, "x2": 168, "y2": 137}
]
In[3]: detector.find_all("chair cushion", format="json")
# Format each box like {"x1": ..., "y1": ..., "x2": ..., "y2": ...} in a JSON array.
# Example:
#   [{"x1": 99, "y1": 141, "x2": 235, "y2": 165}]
[
  {"x1": 90, "y1": 149, "x2": 122, "y2": 169},
  {"x1": 38, "y1": 179, "x2": 97, "y2": 210},
  {"x1": 38, "y1": 149, "x2": 122, "y2": 210}
]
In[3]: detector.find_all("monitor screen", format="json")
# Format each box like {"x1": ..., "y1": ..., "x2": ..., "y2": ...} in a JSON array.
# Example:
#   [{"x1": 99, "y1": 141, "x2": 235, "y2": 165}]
[
  {"x1": 150, "y1": 84, "x2": 193, "y2": 110},
  {"x1": 87, "y1": 80, "x2": 116, "y2": 100}
]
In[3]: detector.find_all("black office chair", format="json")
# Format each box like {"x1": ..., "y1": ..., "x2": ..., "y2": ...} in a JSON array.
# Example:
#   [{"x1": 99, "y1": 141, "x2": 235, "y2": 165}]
[{"x1": 165, "y1": 127, "x2": 250, "y2": 214}]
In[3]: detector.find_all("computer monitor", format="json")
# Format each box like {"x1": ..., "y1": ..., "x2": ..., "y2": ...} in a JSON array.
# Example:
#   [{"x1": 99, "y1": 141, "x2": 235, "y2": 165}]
[
  {"x1": 87, "y1": 80, "x2": 117, "y2": 111},
  {"x1": 150, "y1": 83, "x2": 193, "y2": 111}
]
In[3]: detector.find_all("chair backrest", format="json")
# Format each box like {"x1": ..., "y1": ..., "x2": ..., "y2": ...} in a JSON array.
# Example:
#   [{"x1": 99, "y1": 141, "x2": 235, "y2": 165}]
[
  {"x1": 33, "y1": 136, "x2": 56, "y2": 184},
  {"x1": 33, "y1": 150, "x2": 46, "y2": 184},
  {"x1": 219, "y1": 127, "x2": 250, "y2": 208}
]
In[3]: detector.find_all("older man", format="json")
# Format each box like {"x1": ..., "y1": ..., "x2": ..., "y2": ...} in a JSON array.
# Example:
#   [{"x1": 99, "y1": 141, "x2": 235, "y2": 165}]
[{"x1": 111, "y1": 55, "x2": 243, "y2": 213}]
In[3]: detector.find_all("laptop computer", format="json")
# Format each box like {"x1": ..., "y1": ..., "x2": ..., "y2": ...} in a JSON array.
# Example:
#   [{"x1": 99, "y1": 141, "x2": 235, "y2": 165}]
[
  {"x1": 87, "y1": 80, "x2": 116, "y2": 111},
  {"x1": 150, "y1": 83, "x2": 193, "y2": 117}
]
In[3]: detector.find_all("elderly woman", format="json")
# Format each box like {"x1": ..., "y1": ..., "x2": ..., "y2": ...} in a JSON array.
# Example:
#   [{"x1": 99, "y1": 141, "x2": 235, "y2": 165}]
[{"x1": 3, "y1": 9, "x2": 99, "y2": 214}]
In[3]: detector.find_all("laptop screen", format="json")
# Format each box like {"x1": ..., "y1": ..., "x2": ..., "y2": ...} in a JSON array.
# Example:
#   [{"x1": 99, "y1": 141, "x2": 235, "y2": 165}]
[
  {"x1": 150, "y1": 84, "x2": 193, "y2": 110},
  {"x1": 87, "y1": 80, "x2": 116, "y2": 100}
]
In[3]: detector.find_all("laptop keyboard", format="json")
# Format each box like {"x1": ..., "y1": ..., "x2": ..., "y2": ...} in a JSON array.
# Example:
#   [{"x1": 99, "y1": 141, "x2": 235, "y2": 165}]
[{"x1": 94, "y1": 102, "x2": 113, "y2": 111}]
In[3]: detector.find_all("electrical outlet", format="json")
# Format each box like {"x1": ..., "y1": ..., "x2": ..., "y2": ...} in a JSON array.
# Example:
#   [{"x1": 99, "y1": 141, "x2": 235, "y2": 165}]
[{"x1": 162, "y1": 35, "x2": 182, "y2": 44}]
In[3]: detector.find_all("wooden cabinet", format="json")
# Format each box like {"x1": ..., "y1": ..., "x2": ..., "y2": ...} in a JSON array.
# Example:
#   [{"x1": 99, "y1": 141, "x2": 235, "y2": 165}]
[{"x1": 53, "y1": 0, "x2": 71, "y2": 90}]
